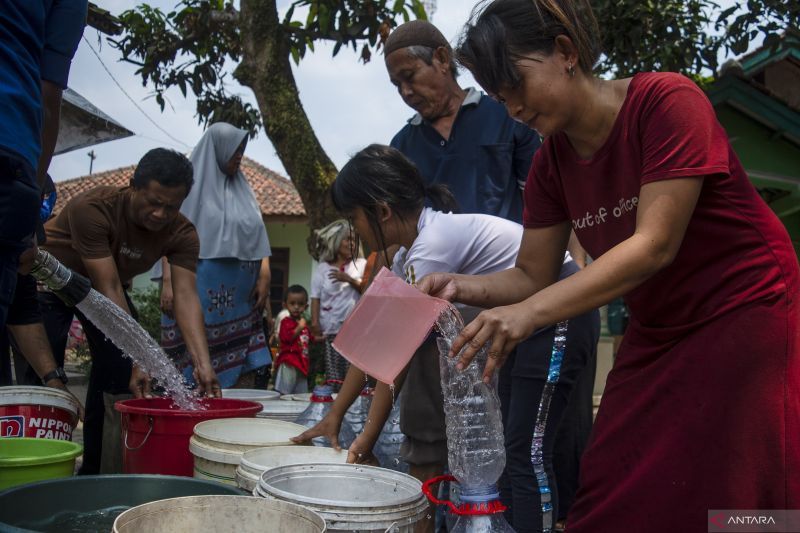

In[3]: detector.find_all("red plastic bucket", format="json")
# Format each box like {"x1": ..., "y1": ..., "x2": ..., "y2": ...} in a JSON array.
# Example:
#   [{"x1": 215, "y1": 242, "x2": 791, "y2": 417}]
[
  {"x1": 0, "y1": 386, "x2": 80, "y2": 440},
  {"x1": 115, "y1": 398, "x2": 262, "y2": 477}
]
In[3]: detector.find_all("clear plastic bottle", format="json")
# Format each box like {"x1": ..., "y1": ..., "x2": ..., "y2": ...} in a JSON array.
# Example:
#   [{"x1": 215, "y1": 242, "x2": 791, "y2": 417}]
[
  {"x1": 374, "y1": 396, "x2": 409, "y2": 473},
  {"x1": 295, "y1": 384, "x2": 355, "y2": 447},
  {"x1": 340, "y1": 385, "x2": 372, "y2": 450},
  {"x1": 435, "y1": 307, "x2": 514, "y2": 533}
]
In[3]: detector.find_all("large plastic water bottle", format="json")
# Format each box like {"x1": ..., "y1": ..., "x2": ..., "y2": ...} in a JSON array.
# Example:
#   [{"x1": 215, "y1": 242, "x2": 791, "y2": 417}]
[
  {"x1": 432, "y1": 307, "x2": 514, "y2": 533},
  {"x1": 374, "y1": 394, "x2": 409, "y2": 473},
  {"x1": 295, "y1": 384, "x2": 355, "y2": 447},
  {"x1": 340, "y1": 385, "x2": 372, "y2": 450}
]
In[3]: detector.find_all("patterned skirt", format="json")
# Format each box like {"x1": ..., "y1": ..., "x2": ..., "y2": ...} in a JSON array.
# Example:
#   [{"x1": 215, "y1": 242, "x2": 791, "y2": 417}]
[{"x1": 161, "y1": 258, "x2": 270, "y2": 388}]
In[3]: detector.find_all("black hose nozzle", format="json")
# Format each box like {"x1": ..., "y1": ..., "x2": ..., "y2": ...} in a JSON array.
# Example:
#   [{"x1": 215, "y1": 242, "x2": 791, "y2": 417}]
[{"x1": 29, "y1": 250, "x2": 92, "y2": 306}]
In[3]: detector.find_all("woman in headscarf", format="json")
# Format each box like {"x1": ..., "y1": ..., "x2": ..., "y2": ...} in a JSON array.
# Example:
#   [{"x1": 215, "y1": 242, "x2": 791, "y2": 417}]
[
  {"x1": 156, "y1": 122, "x2": 272, "y2": 388},
  {"x1": 310, "y1": 219, "x2": 366, "y2": 389}
]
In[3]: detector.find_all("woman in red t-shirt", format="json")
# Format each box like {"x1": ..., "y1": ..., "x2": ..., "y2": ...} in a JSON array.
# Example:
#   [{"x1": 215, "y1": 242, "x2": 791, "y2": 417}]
[{"x1": 418, "y1": 0, "x2": 800, "y2": 531}]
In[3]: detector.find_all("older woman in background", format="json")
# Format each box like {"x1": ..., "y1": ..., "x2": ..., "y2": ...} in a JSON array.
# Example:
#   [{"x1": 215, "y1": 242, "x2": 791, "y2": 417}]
[
  {"x1": 157, "y1": 122, "x2": 272, "y2": 388},
  {"x1": 310, "y1": 220, "x2": 366, "y2": 390}
]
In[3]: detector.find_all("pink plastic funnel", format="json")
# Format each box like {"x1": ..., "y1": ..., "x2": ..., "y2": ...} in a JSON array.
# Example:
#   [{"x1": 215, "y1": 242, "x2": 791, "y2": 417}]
[{"x1": 332, "y1": 267, "x2": 452, "y2": 384}]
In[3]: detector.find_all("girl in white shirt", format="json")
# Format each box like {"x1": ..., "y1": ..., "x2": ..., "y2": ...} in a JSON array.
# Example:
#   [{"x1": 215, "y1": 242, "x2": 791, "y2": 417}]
[{"x1": 328, "y1": 144, "x2": 598, "y2": 532}]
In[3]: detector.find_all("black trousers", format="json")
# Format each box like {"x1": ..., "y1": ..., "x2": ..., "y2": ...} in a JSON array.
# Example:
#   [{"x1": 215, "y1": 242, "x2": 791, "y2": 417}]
[
  {"x1": 498, "y1": 306, "x2": 600, "y2": 533},
  {"x1": 37, "y1": 290, "x2": 135, "y2": 475}
]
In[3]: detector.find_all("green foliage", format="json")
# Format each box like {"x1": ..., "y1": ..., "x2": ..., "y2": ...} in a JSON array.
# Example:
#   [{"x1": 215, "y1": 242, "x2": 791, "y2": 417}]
[
  {"x1": 130, "y1": 286, "x2": 162, "y2": 343},
  {"x1": 592, "y1": 0, "x2": 799, "y2": 78},
  {"x1": 282, "y1": 0, "x2": 427, "y2": 65},
  {"x1": 110, "y1": 0, "x2": 427, "y2": 136},
  {"x1": 112, "y1": 1, "x2": 261, "y2": 134}
]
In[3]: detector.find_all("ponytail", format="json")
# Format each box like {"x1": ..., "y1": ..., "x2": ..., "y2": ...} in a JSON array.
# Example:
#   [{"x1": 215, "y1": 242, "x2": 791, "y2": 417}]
[{"x1": 424, "y1": 184, "x2": 460, "y2": 214}]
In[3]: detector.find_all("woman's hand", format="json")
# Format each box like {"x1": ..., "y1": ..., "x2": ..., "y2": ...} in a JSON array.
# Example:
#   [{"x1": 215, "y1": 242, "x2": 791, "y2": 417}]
[
  {"x1": 450, "y1": 303, "x2": 538, "y2": 383},
  {"x1": 346, "y1": 433, "x2": 381, "y2": 466},
  {"x1": 291, "y1": 412, "x2": 344, "y2": 450},
  {"x1": 252, "y1": 279, "x2": 269, "y2": 312},
  {"x1": 328, "y1": 268, "x2": 353, "y2": 284},
  {"x1": 160, "y1": 282, "x2": 174, "y2": 318},
  {"x1": 416, "y1": 273, "x2": 459, "y2": 302}
]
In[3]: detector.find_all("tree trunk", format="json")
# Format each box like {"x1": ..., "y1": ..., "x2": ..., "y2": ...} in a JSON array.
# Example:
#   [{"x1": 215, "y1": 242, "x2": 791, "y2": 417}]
[{"x1": 235, "y1": 0, "x2": 340, "y2": 253}]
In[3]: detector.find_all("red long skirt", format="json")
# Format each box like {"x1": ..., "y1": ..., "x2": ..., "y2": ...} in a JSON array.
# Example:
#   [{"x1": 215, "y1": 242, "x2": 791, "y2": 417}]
[{"x1": 566, "y1": 291, "x2": 800, "y2": 532}]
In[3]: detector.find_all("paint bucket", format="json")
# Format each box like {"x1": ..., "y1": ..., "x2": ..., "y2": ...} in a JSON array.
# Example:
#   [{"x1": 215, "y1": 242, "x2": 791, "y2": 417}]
[
  {"x1": 0, "y1": 386, "x2": 80, "y2": 440},
  {"x1": 235, "y1": 446, "x2": 348, "y2": 492},
  {"x1": 255, "y1": 463, "x2": 428, "y2": 532},
  {"x1": 115, "y1": 398, "x2": 262, "y2": 477},
  {"x1": 112, "y1": 495, "x2": 326, "y2": 533},
  {"x1": 0, "y1": 474, "x2": 243, "y2": 532},
  {"x1": 190, "y1": 418, "x2": 307, "y2": 485},
  {"x1": 0, "y1": 437, "x2": 82, "y2": 490}
]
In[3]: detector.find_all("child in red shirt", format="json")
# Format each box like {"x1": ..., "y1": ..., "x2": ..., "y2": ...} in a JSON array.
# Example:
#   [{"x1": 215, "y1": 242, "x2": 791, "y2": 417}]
[{"x1": 274, "y1": 285, "x2": 312, "y2": 394}]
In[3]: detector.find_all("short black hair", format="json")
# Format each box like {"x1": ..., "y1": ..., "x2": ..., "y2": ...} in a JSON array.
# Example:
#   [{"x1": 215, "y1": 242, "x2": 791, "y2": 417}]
[
  {"x1": 132, "y1": 148, "x2": 194, "y2": 194},
  {"x1": 285, "y1": 284, "x2": 308, "y2": 302}
]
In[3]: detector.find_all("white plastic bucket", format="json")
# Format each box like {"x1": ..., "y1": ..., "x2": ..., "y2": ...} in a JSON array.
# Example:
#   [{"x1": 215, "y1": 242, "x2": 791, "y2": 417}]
[
  {"x1": 221, "y1": 388, "x2": 281, "y2": 412},
  {"x1": 0, "y1": 386, "x2": 80, "y2": 440},
  {"x1": 257, "y1": 400, "x2": 310, "y2": 422},
  {"x1": 112, "y1": 495, "x2": 326, "y2": 532},
  {"x1": 280, "y1": 393, "x2": 338, "y2": 402},
  {"x1": 235, "y1": 446, "x2": 348, "y2": 492},
  {"x1": 189, "y1": 418, "x2": 307, "y2": 485},
  {"x1": 255, "y1": 463, "x2": 428, "y2": 532}
]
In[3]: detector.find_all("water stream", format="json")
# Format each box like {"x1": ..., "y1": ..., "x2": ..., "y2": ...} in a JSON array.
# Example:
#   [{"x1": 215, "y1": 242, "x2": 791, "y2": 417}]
[
  {"x1": 31, "y1": 250, "x2": 202, "y2": 410},
  {"x1": 77, "y1": 290, "x2": 202, "y2": 410}
]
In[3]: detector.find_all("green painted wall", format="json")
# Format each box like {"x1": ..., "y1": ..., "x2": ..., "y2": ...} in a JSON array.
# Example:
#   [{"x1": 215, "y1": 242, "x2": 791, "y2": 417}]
[
  {"x1": 265, "y1": 221, "x2": 315, "y2": 288},
  {"x1": 715, "y1": 104, "x2": 800, "y2": 257},
  {"x1": 716, "y1": 105, "x2": 800, "y2": 178}
]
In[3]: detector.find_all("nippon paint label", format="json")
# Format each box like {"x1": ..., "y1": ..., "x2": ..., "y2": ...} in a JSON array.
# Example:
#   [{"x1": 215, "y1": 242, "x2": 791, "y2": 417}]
[{"x1": 0, "y1": 407, "x2": 76, "y2": 440}]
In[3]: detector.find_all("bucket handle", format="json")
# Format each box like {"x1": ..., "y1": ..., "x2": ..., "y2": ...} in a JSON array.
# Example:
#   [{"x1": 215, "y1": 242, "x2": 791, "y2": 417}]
[{"x1": 124, "y1": 416, "x2": 154, "y2": 451}]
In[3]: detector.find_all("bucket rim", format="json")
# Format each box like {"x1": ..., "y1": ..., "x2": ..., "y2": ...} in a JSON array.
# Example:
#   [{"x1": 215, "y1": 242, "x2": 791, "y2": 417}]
[
  {"x1": 221, "y1": 389, "x2": 281, "y2": 401},
  {"x1": 192, "y1": 418, "x2": 306, "y2": 446},
  {"x1": 240, "y1": 446, "x2": 348, "y2": 473},
  {"x1": 112, "y1": 494, "x2": 327, "y2": 532},
  {"x1": 0, "y1": 438, "x2": 82, "y2": 467},
  {"x1": 114, "y1": 397, "x2": 262, "y2": 417},
  {"x1": 257, "y1": 462, "x2": 425, "y2": 509},
  {"x1": 0, "y1": 473, "x2": 243, "y2": 499},
  {"x1": 0, "y1": 386, "x2": 80, "y2": 417}
]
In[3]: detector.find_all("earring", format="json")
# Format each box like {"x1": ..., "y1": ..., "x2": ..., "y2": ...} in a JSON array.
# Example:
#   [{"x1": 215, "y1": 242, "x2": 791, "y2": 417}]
[{"x1": 567, "y1": 63, "x2": 576, "y2": 77}]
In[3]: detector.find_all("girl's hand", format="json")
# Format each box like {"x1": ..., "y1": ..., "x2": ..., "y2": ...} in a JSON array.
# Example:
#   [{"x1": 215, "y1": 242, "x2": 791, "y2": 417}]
[
  {"x1": 291, "y1": 412, "x2": 344, "y2": 450},
  {"x1": 347, "y1": 433, "x2": 380, "y2": 466},
  {"x1": 450, "y1": 303, "x2": 537, "y2": 383},
  {"x1": 416, "y1": 273, "x2": 459, "y2": 302}
]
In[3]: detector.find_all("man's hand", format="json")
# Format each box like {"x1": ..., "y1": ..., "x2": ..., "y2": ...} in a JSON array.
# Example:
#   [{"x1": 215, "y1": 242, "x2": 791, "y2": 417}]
[
  {"x1": 129, "y1": 365, "x2": 153, "y2": 398},
  {"x1": 347, "y1": 433, "x2": 381, "y2": 466},
  {"x1": 291, "y1": 412, "x2": 344, "y2": 450},
  {"x1": 193, "y1": 362, "x2": 221, "y2": 397},
  {"x1": 17, "y1": 244, "x2": 38, "y2": 275},
  {"x1": 160, "y1": 282, "x2": 174, "y2": 318},
  {"x1": 43, "y1": 379, "x2": 85, "y2": 422}
]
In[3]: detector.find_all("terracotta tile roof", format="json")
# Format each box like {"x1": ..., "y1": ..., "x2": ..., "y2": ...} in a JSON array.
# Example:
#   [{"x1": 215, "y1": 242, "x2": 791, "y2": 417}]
[{"x1": 52, "y1": 157, "x2": 307, "y2": 218}]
